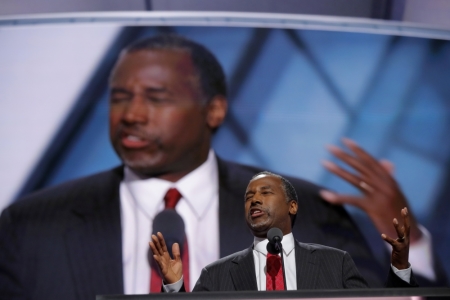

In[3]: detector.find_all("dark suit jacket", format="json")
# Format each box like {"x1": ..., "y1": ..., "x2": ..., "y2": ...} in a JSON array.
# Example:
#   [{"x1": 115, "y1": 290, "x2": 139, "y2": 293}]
[
  {"x1": 0, "y1": 158, "x2": 422, "y2": 299},
  {"x1": 191, "y1": 241, "x2": 416, "y2": 291}
]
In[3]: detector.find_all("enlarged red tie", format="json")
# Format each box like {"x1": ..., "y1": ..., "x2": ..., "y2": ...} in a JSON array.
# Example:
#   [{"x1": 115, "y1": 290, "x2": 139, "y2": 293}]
[
  {"x1": 266, "y1": 252, "x2": 285, "y2": 291},
  {"x1": 150, "y1": 188, "x2": 190, "y2": 292}
]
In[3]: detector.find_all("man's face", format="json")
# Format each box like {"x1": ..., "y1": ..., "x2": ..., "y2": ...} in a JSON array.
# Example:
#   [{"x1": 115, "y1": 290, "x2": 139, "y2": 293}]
[
  {"x1": 109, "y1": 49, "x2": 225, "y2": 181},
  {"x1": 244, "y1": 175, "x2": 298, "y2": 238}
]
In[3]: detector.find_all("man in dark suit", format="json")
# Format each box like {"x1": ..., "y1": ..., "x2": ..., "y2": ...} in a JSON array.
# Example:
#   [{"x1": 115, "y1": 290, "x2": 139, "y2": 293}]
[
  {"x1": 150, "y1": 171, "x2": 416, "y2": 291},
  {"x1": 0, "y1": 34, "x2": 434, "y2": 300}
]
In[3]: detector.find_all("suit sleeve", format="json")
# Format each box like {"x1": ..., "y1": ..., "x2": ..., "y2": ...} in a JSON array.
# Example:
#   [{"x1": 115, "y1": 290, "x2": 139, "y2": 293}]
[
  {"x1": 0, "y1": 208, "x2": 25, "y2": 300},
  {"x1": 386, "y1": 267, "x2": 419, "y2": 288},
  {"x1": 342, "y1": 252, "x2": 370, "y2": 288},
  {"x1": 192, "y1": 267, "x2": 214, "y2": 292}
]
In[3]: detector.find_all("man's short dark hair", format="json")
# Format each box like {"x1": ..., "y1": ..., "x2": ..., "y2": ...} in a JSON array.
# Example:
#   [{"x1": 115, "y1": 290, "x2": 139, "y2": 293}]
[
  {"x1": 251, "y1": 171, "x2": 298, "y2": 226},
  {"x1": 125, "y1": 34, "x2": 227, "y2": 103}
]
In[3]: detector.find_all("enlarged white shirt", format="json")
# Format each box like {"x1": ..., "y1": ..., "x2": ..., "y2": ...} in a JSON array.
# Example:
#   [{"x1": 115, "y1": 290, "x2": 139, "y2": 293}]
[{"x1": 121, "y1": 150, "x2": 219, "y2": 294}]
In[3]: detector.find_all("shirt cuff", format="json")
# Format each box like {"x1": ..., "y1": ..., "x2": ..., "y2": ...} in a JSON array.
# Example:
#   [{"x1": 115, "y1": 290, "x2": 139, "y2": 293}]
[
  {"x1": 162, "y1": 276, "x2": 184, "y2": 293},
  {"x1": 391, "y1": 264, "x2": 411, "y2": 283}
]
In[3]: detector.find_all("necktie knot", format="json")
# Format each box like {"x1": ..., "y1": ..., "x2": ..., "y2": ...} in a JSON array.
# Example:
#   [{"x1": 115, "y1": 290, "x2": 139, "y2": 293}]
[{"x1": 164, "y1": 188, "x2": 182, "y2": 209}]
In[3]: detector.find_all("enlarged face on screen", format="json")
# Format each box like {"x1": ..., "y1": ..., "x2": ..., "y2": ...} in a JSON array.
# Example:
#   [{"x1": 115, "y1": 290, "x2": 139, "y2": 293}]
[
  {"x1": 108, "y1": 49, "x2": 216, "y2": 180},
  {"x1": 245, "y1": 175, "x2": 297, "y2": 238}
]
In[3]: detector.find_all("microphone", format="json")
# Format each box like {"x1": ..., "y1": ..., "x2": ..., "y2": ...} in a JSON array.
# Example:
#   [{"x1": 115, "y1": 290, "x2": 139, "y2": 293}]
[
  {"x1": 267, "y1": 227, "x2": 283, "y2": 254},
  {"x1": 266, "y1": 227, "x2": 287, "y2": 290},
  {"x1": 152, "y1": 209, "x2": 186, "y2": 257}
]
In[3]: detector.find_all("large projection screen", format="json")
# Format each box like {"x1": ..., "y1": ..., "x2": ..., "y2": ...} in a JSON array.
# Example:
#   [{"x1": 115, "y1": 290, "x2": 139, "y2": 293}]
[{"x1": 1, "y1": 12, "x2": 450, "y2": 288}]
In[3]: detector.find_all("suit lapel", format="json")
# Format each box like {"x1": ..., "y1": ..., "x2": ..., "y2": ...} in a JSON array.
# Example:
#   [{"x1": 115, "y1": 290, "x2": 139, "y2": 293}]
[
  {"x1": 295, "y1": 241, "x2": 320, "y2": 289},
  {"x1": 64, "y1": 168, "x2": 124, "y2": 299},
  {"x1": 217, "y1": 158, "x2": 253, "y2": 257},
  {"x1": 229, "y1": 247, "x2": 258, "y2": 291}
]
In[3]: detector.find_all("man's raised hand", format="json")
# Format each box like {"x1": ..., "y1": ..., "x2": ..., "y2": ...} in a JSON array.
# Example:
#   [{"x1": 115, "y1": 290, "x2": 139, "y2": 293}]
[
  {"x1": 382, "y1": 207, "x2": 411, "y2": 270},
  {"x1": 149, "y1": 232, "x2": 183, "y2": 284},
  {"x1": 320, "y1": 138, "x2": 422, "y2": 243}
]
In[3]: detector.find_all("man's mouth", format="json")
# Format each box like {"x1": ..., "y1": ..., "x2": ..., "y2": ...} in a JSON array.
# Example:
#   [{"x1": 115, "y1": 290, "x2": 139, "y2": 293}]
[
  {"x1": 250, "y1": 208, "x2": 265, "y2": 218},
  {"x1": 121, "y1": 134, "x2": 150, "y2": 148}
]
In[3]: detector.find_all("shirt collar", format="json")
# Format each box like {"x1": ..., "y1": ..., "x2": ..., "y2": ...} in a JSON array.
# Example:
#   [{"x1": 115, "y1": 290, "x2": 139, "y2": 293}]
[
  {"x1": 253, "y1": 232, "x2": 295, "y2": 257},
  {"x1": 123, "y1": 149, "x2": 218, "y2": 220}
]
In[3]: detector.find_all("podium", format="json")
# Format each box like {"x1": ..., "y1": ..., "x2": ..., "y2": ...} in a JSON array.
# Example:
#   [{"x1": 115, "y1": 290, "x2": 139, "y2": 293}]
[{"x1": 97, "y1": 288, "x2": 450, "y2": 300}]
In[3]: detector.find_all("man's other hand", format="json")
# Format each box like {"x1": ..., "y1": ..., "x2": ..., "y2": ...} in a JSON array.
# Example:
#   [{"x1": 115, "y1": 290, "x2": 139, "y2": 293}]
[
  {"x1": 149, "y1": 232, "x2": 183, "y2": 284},
  {"x1": 382, "y1": 207, "x2": 411, "y2": 270}
]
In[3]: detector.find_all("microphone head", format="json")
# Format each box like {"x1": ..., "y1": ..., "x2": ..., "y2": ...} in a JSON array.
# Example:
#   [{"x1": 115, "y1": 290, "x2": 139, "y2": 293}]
[
  {"x1": 267, "y1": 227, "x2": 283, "y2": 244},
  {"x1": 152, "y1": 209, "x2": 186, "y2": 256}
]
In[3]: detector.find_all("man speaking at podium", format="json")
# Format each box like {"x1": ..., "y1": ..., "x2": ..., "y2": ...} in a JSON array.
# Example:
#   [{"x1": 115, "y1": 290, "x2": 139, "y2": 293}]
[{"x1": 150, "y1": 171, "x2": 417, "y2": 291}]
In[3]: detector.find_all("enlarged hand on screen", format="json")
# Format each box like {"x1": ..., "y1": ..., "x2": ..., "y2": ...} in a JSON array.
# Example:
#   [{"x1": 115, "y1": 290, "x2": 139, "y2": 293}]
[
  {"x1": 320, "y1": 138, "x2": 422, "y2": 243},
  {"x1": 149, "y1": 232, "x2": 183, "y2": 284},
  {"x1": 382, "y1": 207, "x2": 410, "y2": 269}
]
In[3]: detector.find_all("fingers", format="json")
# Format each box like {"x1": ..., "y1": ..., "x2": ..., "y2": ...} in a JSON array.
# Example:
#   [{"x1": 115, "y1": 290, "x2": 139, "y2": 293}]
[
  {"x1": 172, "y1": 243, "x2": 181, "y2": 262},
  {"x1": 381, "y1": 207, "x2": 410, "y2": 244},
  {"x1": 393, "y1": 218, "x2": 404, "y2": 239},
  {"x1": 148, "y1": 233, "x2": 184, "y2": 283},
  {"x1": 150, "y1": 234, "x2": 162, "y2": 256},
  {"x1": 401, "y1": 207, "x2": 410, "y2": 239},
  {"x1": 157, "y1": 232, "x2": 169, "y2": 254},
  {"x1": 322, "y1": 159, "x2": 375, "y2": 196},
  {"x1": 327, "y1": 138, "x2": 392, "y2": 180},
  {"x1": 326, "y1": 144, "x2": 372, "y2": 178},
  {"x1": 319, "y1": 190, "x2": 364, "y2": 209},
  {"x1": 383, "y1": 207, "x2": 410, "y2": 270},
  {"x1": 149, "y1": 232, "x2": 173, "y2": 272},
  {"x1": 322, "y1": 161, "x2": 361, "y2": 188},
  {"x1": 149, "y1": 238, "x2": 158, "y2": 256},
  {"x1": 341, "y1": 138, "x2": 389, "y2": 179},
  {"x1": 379, "y1": 159, "x2": 394, "y2": 175},
  {"x1": 393, "y1": 208, "x2": 410, "y2": 241},
  {"x1": 381, "y1": 233, "x2": 397, "y2": 246},
  {"x1": 149, "y1": 232, "x2": 169, "y2": 258},
  {"x1": 149, "y1": 235, "x2": 166, "y2": 270},
  {"x1": 324, "y1": 138, "x2": 397, "y2": 194}
]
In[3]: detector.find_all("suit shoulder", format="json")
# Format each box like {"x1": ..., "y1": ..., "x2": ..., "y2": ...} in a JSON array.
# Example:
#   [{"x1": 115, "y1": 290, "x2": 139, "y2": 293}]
[
  {"x1": 203, "y1": 248, "x2": 251, "y2": 270},
  {"x1": 298, "y1": 241, "x2": 347, "y2": 253},
  {"x1": 298, "y1": 241, "x2": 348, "y2": 256},
  {"x1": 3, "y1": 167, "x2": 123, "y2": 215}
]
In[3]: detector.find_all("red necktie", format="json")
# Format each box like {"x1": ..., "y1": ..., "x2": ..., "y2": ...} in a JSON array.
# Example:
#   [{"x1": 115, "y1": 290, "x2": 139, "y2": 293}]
[
  {"x1": 150, "y1": 188, "x2": 190, "y2": 292},
  {"x1": 266, "y1": 252, "x2": 285, "y2": 291}
]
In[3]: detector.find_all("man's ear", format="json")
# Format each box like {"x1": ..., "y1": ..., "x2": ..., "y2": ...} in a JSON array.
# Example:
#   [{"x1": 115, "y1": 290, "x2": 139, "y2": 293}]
[
  {"x1": 289, "y1": 200, "x2": 298, "y2": 215},
  {"x1": 206, "y1": 95, "x2": 227, "y2": 130}
]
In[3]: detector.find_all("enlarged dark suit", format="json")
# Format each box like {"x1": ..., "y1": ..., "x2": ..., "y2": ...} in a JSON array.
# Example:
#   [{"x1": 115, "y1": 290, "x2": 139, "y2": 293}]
[
  {"x1": 0, "y1": 158, "x2": 397, "y2": 299},
  {"x1": 192, "y1": 241, "x2": 416, "y2": 291}
]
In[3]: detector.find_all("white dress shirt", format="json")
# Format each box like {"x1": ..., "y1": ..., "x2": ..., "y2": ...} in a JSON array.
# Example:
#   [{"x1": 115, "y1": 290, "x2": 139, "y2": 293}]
[
  {"x1": 253, "y1": 233, "x2": 297, "y2": 290},
  {"x1": 120, "y1": 149, "x2": 219, "y2": 294}
]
